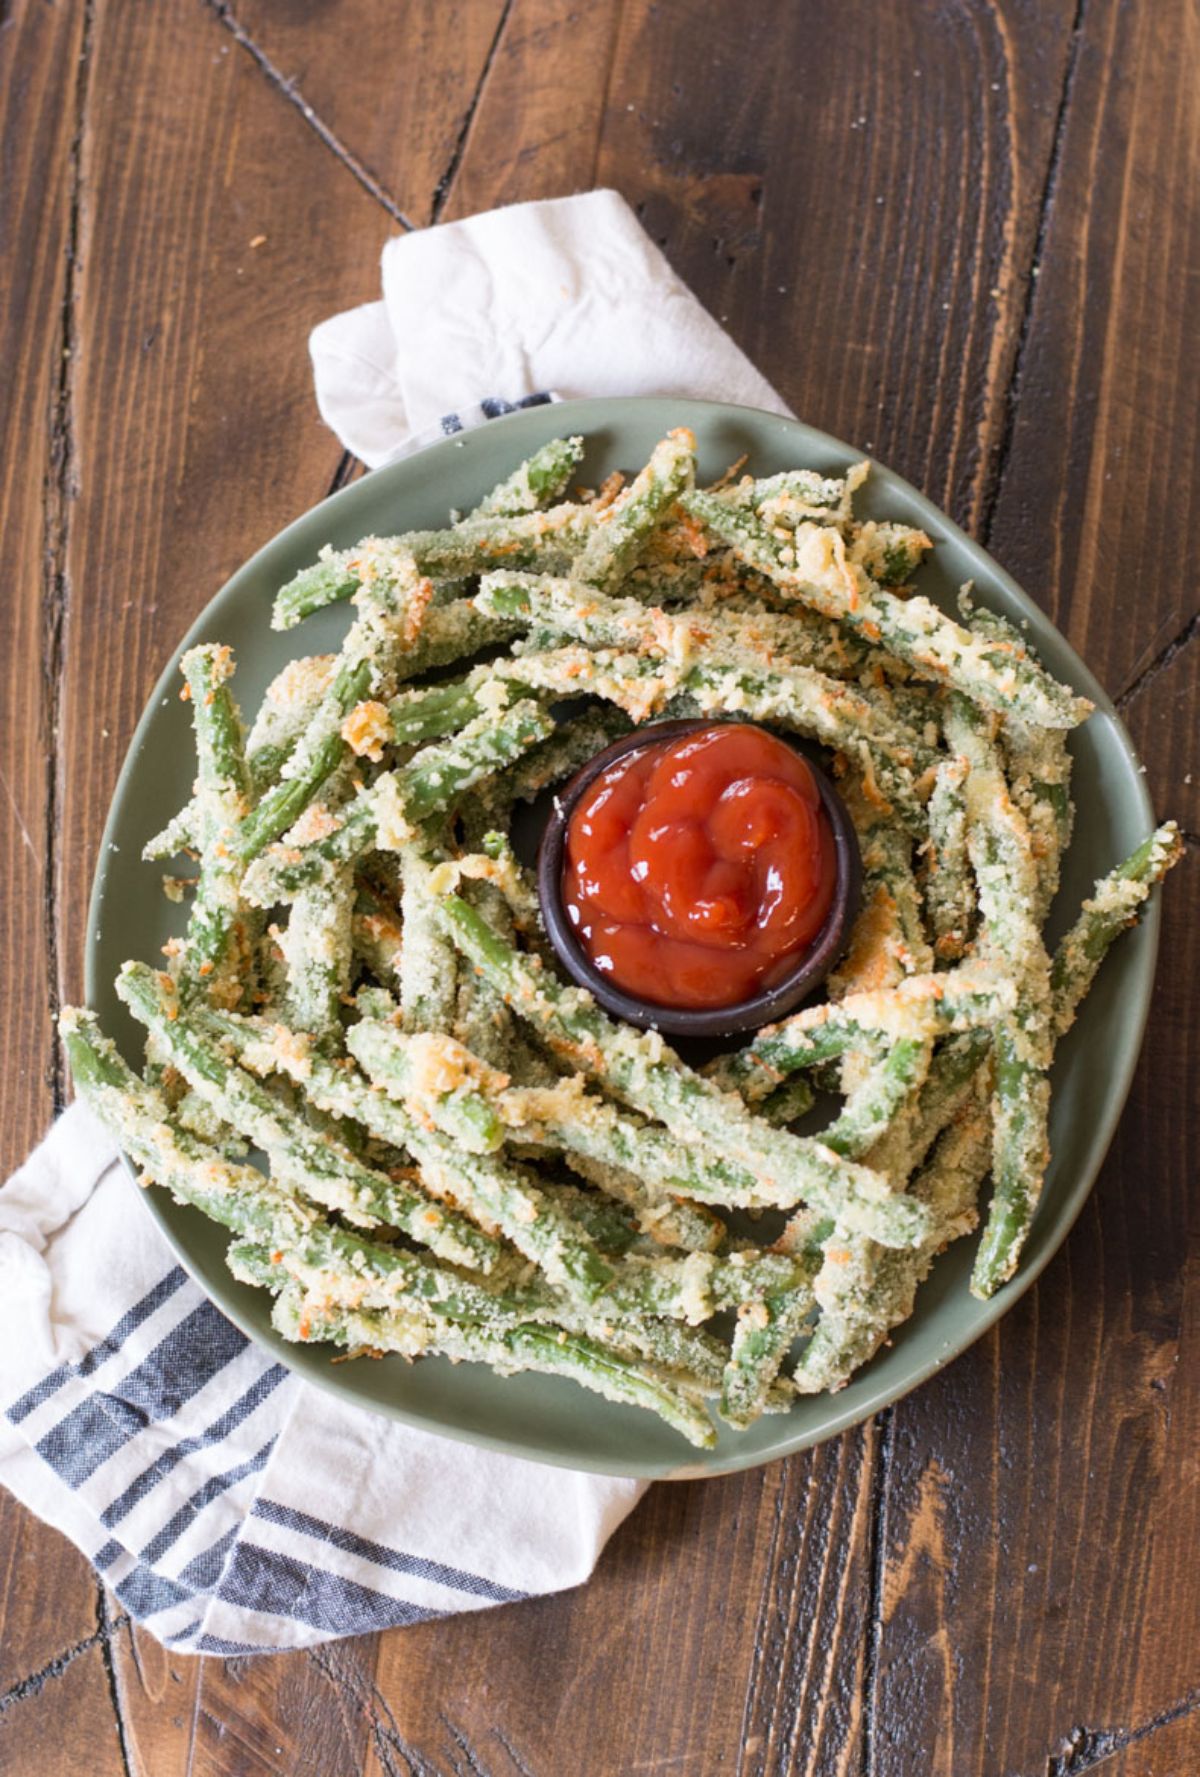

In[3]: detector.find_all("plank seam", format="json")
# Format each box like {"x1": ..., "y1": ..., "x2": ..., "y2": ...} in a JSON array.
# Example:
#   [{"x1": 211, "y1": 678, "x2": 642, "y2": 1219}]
[
  {"x1": 200, "y1": 0, "x2": 418, "y2": 230},
  {"x1": 860, "y1": 1406, "x2": 894, "y2": 1777},
  {"x1": 1114, "y1": 609, "x2": 1200, "y2": 710},
  {"x1": 1044, "y1": 1683, "x2": 1200, "y2": 1775},
  {"x1": 588, "y1": 0, "x2": 625, "y2": 190},
  {"x1": 978, "y1": 0, "x2": 1089, "y2": 548},
  {"x1": 0, "y1": 1613, "x2": 131, "y2": 1715},
  {"x1": 41, "y1": 0, "x2": 97, "y2": 1120},
  {"x1": 734, "y1": 1468, "x2": 790, "y2": 1777},
  {"x1": 95, "y1": 1581, "x2": 136, "y2": 1777},
  {"x1": 429, "y1": 0, "x2": 515, "y2": 223}
]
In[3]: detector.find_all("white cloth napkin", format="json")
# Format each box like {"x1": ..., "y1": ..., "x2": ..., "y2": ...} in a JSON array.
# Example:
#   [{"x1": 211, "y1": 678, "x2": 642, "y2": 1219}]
[
  {"x1": 311, "y1": 188, "x2": 791, "y2": 465},
  {"x1": 1, "y1": 190, "x2": 790, "y2": 1655}
]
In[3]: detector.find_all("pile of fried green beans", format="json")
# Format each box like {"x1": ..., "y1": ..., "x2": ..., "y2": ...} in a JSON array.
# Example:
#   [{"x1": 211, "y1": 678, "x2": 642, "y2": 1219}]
[{"x1": 62, "y1": 429, "x2": 1181, "y2": 1446}]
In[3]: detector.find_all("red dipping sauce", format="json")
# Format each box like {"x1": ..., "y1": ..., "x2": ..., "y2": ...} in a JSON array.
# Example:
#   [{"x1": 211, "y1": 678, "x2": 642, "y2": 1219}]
[{"x1": 563, "y1": 724, "x2": 837, "y2": 1011}]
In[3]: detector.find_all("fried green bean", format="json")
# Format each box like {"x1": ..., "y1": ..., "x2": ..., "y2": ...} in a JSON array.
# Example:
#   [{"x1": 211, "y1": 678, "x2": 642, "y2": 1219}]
[
  {"x1": 468, "y1": 436, "x2": 586, "y2": 518},
  {"x1": 573, "y1": 429, "x2": 696, "y2": 592},
  {"x1": 270, "y1": 1290, "x2": 717, "y2": 1448},
  {"x1": 176, "y1": 645, "x2": 257, "y2": 1008},
  {"x1": 920, "y1": 754, "x2": 975, "y2": 962},
  {"x1": 1050, "y1": 823, "x2": 1182, "y2": 1038},
  {"x1": 492, "y1": 643, "x2": 931, "y2": 826},
  {"x1": 114, "y1": 962, "x2": 502, "y2": 1272},
  {"x1": 944, "y1": 695, "x2": 1053, "y2": 1298},
  {"x1": 437, "y1": 892, "x2": 930, "y2": 1248},
  {"x1": 271, "y1": 504, "x2": 594, "y2": 629},
  {"x1": 683, "y1": 490, "x2": 1092, "y2": 729},
  {"x1": 241, "y1": 696, "x2": 556, "y2": 904},
  {"x1": 712, "y1": 958, "x2": 1015, "y2": 1103}
]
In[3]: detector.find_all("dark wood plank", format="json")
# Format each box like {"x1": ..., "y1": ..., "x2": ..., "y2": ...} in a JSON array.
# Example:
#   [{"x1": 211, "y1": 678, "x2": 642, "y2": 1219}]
[
  {"x1": 0, "y1": 0, "x2": 136, "y2": 1730},
  {"x1": 442, "y1": 0, "x2": 624, "y2": 220},
  {"x1": 867, "y1": 857, "x2": 1197, "y2": 1776},
  {"x1": 591, "y1": 0, "x2": 1081, "y2": 532},
  {"x1": 0, "y1": 1490, "x2": 106, "y2": 1703},
  {"x1": 220, "y1": 0, "x2": 508, "y2": 227},
  {"x1": 1099, "y1": 1703, "x2": 1200, "y2": 1777},
  {"x1": 109, "y1": 1621, "x2": 372, "y2": 1777},
  {"x1": 362, "y1": 1436, "x2": 876, "y2": 1777},
  {"x1": 1120, "y1": 648, "x2": 1200, "y2": 842},
  {"x1": 49, "y1": 4, "x2": 406, "y2": 1765},
  {"x1": 985, "y1": 0, "x2": 1200, "y2": 698},
  {"x1": 0, "y1": 1642, "x2": 130, "y2": 1776},
  {"x1": 868, "y1": 0, "x2": 1200, "y2": 1762},
  {"x1": 0, "y1": 0, "x2": 81, "y2": 1171}
]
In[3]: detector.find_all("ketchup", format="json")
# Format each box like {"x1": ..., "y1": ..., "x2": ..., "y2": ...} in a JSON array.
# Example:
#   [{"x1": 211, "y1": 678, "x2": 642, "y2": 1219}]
[{"x1": 563, "y1": 724, "x2": 837, "y2": 1010}]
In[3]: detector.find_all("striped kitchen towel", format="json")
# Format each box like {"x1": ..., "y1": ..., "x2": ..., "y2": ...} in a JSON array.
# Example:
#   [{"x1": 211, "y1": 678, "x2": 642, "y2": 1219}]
[{"x1": 0, "y1": 1106, "x2": 645, "y2": 1654}]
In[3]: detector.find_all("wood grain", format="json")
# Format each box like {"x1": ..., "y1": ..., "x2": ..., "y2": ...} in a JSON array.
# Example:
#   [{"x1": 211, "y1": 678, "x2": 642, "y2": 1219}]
[
  {"x1": 985, "y1": 0, "x2": 1200, "y2": 698},
  {"x1": 0, "y1": 0, "x2": 81, "y2": 1170},
  {"x1": 442, "y1": 0, "x2": 624, "y2": 220},
  {"x1": 220, "y1": 0, "x2": 509, "y2": 227},
  {"x1": 1, "y1": 0, "x2": 1198, "y2": 1773},
  {"x1": 110, "y1": 1625, "x2": 372, "y2": 1777},
  {"x1": 866, "y1": 0, "x2": 1200, "y2": 1758},
  {"x1": 0, "y1": 1641, "x2": 131, "y2": 1775},
  {"x1": 0, "y1": 0, "x2": 132, "y2": 1718},
  {"x1": 1120, "y1": 647, "x2": 1200, "y2": 842},
  {"x1": 589, "y1": 0, "x2": 1081, "y2": 534},
  {"x1": 1098, "y1": 1703, "x2": 1200, "y2": 1777}
]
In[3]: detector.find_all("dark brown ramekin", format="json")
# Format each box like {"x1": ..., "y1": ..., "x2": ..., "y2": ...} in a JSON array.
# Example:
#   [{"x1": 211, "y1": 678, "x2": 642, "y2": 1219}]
[{"x1": 535, "y1": 717, "x2": 862, "y2": 1040}]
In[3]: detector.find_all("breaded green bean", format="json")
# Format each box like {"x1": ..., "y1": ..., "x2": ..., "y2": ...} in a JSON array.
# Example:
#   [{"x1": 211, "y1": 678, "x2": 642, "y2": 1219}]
[
  {"x1": 683, "y1": 490, "x2": 1092, "y2": 729},
  {"x1": 437, "y1": 893, "x2": 931, "y2": 1249},
  {"x1": 397, "y1": 848, "x2": 459, "y2": 1033},
  {"x1": 492, "y1": 643, "x2": 931, "y2": 827},
  {"x1": 712, "y1": 958, "x2": 1015, "y2": 1103},
  {"x1": 176, "y1": 645, "x2": 257, "y2": 1008},
  {"x1": 920, "y1": 754, "x2": 975, "y2": 962},
  {"x1": 271, "y1": 506, "x2": 593, "y2": 629},
  {"x1": 270, "y1": 1290, "x2": 716, "y2": 1448},
  {"x1": 241, "y1": 696, "x2": 556, "y2": 904},
  {"x1": 573, "y1": 429, "x2": 696, "y2": 593},
  {"x1": 61, "y1": 1008, "x2": 504, "y2": 1284},
  {"x1": 114, "y1": 962, "x2": 502, "y2": 1272},
  {"x1": 197, "y1": 1000, "x2": 618, "y2": 1303},
  {"x1": 793, "y1": 1090, "x2": 990, "y2": 1394},
  {"x1": 233, "y1": 566, "x2": 431, "y2": 866},
  {"x1": 468, "y1": 436, "x2": 585, "y2": 518},
  {"x1": 1050, "y1": 823, "x2": 1182, "y2": 1038},
  {"x1": 347, "y1": 1018, "x2": 506, "y2": 1154},
  {"x1": 278, "y1": 869, "x2": 355, "y2": 1043},
  {"x1": 719, "y1": 1211, "x2": 829, "y2": 1427},
  {"x1": 945, "y1": 696, "x2": 1053, "y2": 1298},
  {"x1": 548, "y1": 1151, "x2": 727, "y2": 1254}
]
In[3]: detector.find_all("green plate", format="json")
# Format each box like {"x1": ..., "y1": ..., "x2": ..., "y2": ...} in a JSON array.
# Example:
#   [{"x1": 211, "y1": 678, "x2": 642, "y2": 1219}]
[{"x1": 86, "y1": 397, "x2": 1161, "y2": 1480}]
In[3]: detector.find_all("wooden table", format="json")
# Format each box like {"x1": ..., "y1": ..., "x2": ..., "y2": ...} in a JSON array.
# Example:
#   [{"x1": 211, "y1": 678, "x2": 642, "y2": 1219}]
[{"x1": 2, "y1": 4, "x2": 1197, "y2": 1772}]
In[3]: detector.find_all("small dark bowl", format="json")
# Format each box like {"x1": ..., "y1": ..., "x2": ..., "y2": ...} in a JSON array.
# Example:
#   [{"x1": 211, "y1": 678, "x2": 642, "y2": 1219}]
[{"x1": 536, "y1": 718, "x2": 862, "y2": 1040}]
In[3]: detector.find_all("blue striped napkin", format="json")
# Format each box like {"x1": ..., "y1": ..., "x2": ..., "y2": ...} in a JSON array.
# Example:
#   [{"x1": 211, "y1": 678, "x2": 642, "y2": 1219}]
[{"x1": 0, "y1": 1108, "x2": 644, "y2": 1654}]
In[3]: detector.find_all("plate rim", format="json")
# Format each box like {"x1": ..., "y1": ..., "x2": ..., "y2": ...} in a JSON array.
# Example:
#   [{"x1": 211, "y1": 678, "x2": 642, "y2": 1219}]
[{"x1": 83, "y1": 394, "x2": 1161, "y2": 1480}]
